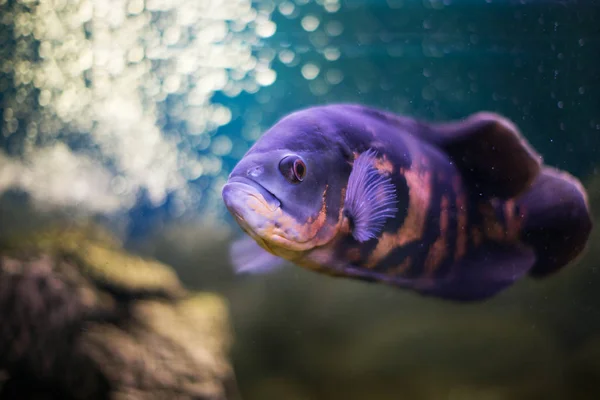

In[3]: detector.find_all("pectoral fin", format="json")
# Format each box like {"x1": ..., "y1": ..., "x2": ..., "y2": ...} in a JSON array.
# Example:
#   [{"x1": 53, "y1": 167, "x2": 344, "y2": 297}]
[
  {"x1": 229, "y1": 235, "x2": 287, "y2": 274},
  {"x1": 344, "y1": 149, "x2": 398, "y2": 242}
]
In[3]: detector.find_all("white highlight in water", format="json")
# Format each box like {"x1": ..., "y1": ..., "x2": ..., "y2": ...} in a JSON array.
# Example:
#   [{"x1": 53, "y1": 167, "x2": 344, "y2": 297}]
[
  {"x1": 301, "y1": 63, "x2": 320, "y2": 80},
  {"x1": 301, "y1": 15, "x2": 320, "y2": 32},
  {"x1": 0, "y1": 0, "x2": 276, "y2": 216}
]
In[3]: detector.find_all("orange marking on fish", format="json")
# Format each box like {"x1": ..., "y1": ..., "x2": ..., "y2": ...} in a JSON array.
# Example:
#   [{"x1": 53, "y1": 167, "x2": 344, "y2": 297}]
[
  {"x1": 387, "y1": 257, "x2": 412, "y2": 277},
  {"x1": 440, "y1": 195, "x2": 449, "y2": 234},
  {"x1": 451, "y1": 175, "x2": 461, "y2": 192},
  {"x1": 304, "y1": 185, "x2": 330, "y2": 237},
  {"x1": 504, "y1": 200, "x2": 514, "y2": 219},
  {"x1": 299, "y1": 246, "x2": 333, "y2": 272},
  {"x1": 287, "y1": 185, "x2": 355, "y2": 273},
  {"x1": 339, "y1": 187, "x2": 347, "y2": 215},
  {"x1": 477, "y1": 199, "x2": 524, "y2": 245},
  {"x1": 503, "y1": 200, "x2": 524, "y2": 241},
  {"x1": 247, "y1": 185, "x2": 332, "y2": 253},
  {"x1": 338, "y1": 186, "x2": 352, "y2": 236},
  {"x1": 479, "y1": 203, "x2": 505, "y2": 241},
  {"x1": 424, "y1": 195, "x2": 449, "y2": 277},
  {"x1": 346, "y1": 247, "x2": 362, "y2": 263},
  {"x1": 353, "y1": 149, "x2": 394, "y2": 175},
  {"x1": 452, "y1": 173, "x2": 468, "y2": 261},
  {"x1": 374, "y1": 154, "x2": 395, "y2": 175},
  {"x1": 455, "y1": 192, "x2": 468, "y2": 261},
  {"x1": 366, "y1": 157, "x2": 432, "y2": 268},
  {"x1": 424, "y1": 239, "x2": 447, "y2": 278}
]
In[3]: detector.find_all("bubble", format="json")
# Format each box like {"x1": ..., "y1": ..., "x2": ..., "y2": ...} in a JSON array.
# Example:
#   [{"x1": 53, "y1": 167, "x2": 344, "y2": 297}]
[
  {"x1": 212, "y1": 106, "x2": 232, "y2": 126},
  {"x1": 223, "y1": 84, "x2": 242, "y2": 98},
  {"x1": 244, "y1": 80, "x2": 260, "y2": 94},
  {"x1": 164, "y1": 27, "x2": 181, "y2": 45},
  {"x1": 242, "y1": 125, "x2": 262, "y2": 141},
  {"x1": 163, "y1": 75, "x2": 181, "y2": 93},
  {"x1": 301, "y1": 63, "x2": 320, "y2": 80},
  {"x1": 0, "y1": 0, "x2": 282, "y2": 220},
  {"x1": 324, "y1": 0, "x2": 341, "y2": 13},
  {"x1": 301, "y1": 15, "x2": 320, "y2": 32},
  {"x1": 3, "y1": 107, "x2": 13, "y2": 121},
  {"x1": 325, "y1": 21, "x2": 343, "y2": 36},
  {"x1": 309, "y1": 79, "x2": 329, "y2": 96},
  {"x1": 127, "y1": 46, "x2": 144, "y2": 63},
  {"x1": 256, "y1": 68, "x2": 277, "y2": 86},
  {"x1": 309, "y1": 31, "x2": 329, "y2": 48},
  {"x1": 325, "y1": 69, "x2": 343, "y2": 84},
  {"x1": 324, "y1": 47, "x2": 340, "y2": 61},
  {"x1": 259, "y1": 48, "x2": 277, "y2": 63},
  {"x1": 39, "y1": 90, "x2": 51, "y2": 106},
  {"x1": 256, "y1": 20, "x2": 277, "y2": 38},
  {"x1": 278, "y1": 2, "x2": 295, "y2": 16},
  {"x1": 111, "y1": 176, "x2": 129, "y2": 195},
  {"x1": 211, "y1": 136, "x2": 233, "y2": 156},
  {"x1": 278, "y1": 49, "x2": 295, "y2": 64}
]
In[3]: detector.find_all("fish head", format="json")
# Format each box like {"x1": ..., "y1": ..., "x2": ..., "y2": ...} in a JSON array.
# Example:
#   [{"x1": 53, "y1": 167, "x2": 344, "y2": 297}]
[{"x1": 222, "y1": 114, "x2": 351, "y2": 257}]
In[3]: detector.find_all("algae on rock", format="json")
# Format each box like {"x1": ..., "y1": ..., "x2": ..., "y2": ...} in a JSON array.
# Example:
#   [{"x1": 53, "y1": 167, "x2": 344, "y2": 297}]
[{"x1": 0, "y1": 223, "x2": 238, "y2": 400}]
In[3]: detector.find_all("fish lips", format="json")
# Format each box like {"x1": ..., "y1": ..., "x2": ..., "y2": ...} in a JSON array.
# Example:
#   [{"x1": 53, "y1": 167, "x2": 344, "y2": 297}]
[{"x1": 222, "y1": 176, "x2": 281, "y2": 230}]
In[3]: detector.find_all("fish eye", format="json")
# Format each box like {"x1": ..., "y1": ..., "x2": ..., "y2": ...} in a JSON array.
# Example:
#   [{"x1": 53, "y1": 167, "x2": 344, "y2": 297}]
[{"x1": 279, "y1": 155, "x2": 306, "y2": 183}]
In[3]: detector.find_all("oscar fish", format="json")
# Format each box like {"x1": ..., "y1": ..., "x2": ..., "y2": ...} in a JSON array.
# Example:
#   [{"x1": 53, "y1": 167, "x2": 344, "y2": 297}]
[{"x1": 221, "y1": 104, "x2": 592, "y2": 301}]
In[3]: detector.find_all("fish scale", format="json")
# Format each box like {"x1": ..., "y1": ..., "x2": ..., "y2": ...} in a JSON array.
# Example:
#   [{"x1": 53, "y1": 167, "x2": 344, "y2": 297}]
[{"x1": 222, "y1": 104, "x2": 592, "y2": 302}]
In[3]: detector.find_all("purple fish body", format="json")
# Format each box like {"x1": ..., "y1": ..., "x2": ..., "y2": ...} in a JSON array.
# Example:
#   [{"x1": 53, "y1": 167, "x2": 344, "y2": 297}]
[{"x1": 222, "y1": 104, "x2": 592, "y2": 301}]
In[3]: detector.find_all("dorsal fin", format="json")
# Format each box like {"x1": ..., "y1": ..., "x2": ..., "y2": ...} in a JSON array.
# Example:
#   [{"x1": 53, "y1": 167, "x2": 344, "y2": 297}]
[{"x1": 426, "y1": 112, "x2": 542, "y2": 199}]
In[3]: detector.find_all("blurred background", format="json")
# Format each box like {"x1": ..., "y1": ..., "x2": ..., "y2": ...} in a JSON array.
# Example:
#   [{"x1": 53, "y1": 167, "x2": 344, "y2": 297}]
[{"x1": 0, "y1": 0, "x2": 599, "y2": 399}]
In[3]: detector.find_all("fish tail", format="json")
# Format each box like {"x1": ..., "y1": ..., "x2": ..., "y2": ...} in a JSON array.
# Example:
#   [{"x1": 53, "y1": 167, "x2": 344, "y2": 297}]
[{"x1": 517, "y1": 166, "x2": 593, "y2": 278}]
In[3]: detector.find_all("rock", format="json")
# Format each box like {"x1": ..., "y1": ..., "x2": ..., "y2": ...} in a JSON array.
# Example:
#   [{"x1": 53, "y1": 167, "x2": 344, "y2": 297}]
[
  {"x1": 0, "y1": 223, "x2": 238, "y2": 400},
  {"x1": 129, "y1": 221, "x2": 235, "y2": 287}
]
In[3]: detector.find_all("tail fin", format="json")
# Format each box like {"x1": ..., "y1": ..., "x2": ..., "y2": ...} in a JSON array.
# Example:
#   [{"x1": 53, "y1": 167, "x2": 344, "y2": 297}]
[{"x1": 517, "y1": 167, "x2": 593, "y2": 278}]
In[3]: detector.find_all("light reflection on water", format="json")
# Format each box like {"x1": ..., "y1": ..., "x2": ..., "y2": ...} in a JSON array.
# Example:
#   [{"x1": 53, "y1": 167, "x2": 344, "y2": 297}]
[
  {"x1": 0, "y1": 0, "x2": 284, "y2": 222},
  {"x1": 0, "y1": 0, "x2": 597, "y2": 229}
]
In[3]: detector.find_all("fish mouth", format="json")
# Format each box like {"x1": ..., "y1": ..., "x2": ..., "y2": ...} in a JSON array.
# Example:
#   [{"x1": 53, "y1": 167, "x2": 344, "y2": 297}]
[
  {"x1": 222, "y1": 176, "x2": 282, "y2": 233},
  {"x1": 223, "y1": 176, "x2": 281, "y2": 211},
  {"x1": 222, "y1": 176, "x2": 329, "y2": 252}
]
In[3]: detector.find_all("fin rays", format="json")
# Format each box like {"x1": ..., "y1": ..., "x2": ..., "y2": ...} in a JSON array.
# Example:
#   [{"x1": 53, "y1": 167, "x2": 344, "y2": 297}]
[{"x1": 345, "y1": 149, "x2": 398, "y2": 242}]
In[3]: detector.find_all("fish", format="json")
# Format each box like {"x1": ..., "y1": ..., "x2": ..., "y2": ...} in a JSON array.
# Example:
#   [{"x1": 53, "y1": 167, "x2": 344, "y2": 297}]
[{"x1": 221, "y1": 104, "x2": 593, "y2": 301}]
